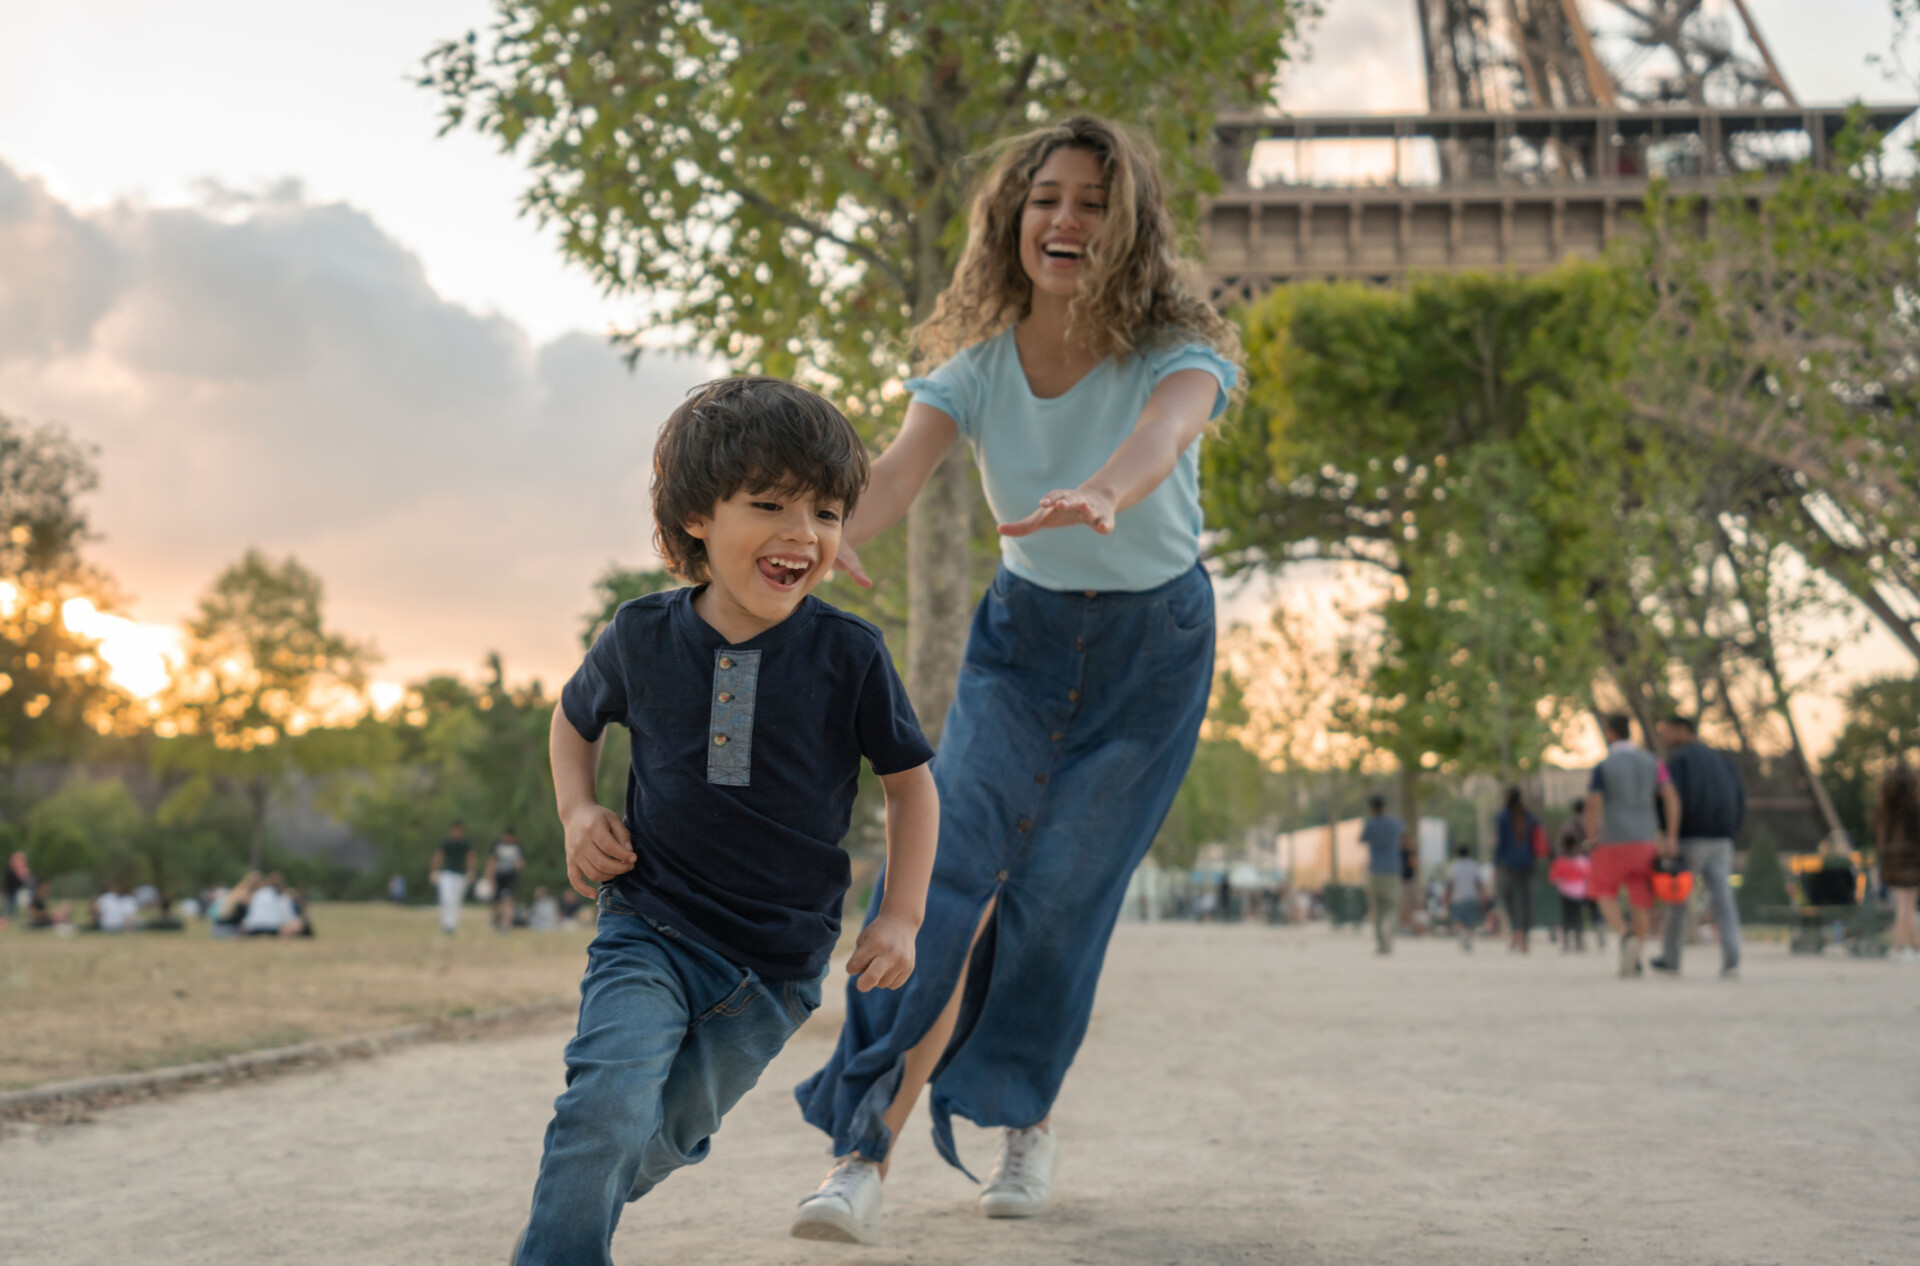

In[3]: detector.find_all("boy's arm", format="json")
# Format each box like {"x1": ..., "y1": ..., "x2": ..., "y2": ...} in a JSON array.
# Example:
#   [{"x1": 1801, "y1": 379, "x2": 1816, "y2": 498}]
[
  {"x1": 428, "y1": 848, "x2": 443, "y2": 875},
  {"x1": 550, "y1": 703, "x2": 636, "y2": 899},
  {"x1": 845, "y1": 761, "x2": 939, "y2": 992}
]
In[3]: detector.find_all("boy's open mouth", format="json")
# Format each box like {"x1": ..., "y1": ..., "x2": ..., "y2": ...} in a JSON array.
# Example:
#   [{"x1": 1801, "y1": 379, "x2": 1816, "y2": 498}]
[{"x1": 756, "y1": 555, "x2": 811, "y2": 591}]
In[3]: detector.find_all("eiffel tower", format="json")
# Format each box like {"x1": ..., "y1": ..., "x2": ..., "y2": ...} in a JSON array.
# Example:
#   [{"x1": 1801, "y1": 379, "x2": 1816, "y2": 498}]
[{"x1": 1203, "y1": 0, "x2": 1915, "y2": 300}]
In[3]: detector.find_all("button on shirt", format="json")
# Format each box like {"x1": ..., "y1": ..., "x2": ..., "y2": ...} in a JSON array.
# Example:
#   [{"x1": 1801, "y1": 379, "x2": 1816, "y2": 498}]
[{"x1": 562, "y1": 588, "x2": 933, "y2": 980}]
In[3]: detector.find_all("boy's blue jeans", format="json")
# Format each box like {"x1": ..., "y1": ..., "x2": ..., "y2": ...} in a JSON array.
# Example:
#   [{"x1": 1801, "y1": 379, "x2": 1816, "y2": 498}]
[{"x1": 516, "y1": 889, "x2": 822, "y2": 1266}]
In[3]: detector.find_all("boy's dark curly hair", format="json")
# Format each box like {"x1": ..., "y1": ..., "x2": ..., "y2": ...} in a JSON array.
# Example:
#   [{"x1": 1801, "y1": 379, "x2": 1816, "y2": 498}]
[{"x1": 651, "y1": 377, "x2": 869, "y2": 583}]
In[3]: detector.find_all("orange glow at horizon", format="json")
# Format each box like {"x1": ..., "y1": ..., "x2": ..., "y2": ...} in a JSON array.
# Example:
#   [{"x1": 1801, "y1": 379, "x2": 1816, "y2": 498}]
[{"x1": 60, "y1": 598, "x2": 181, "y2": 699}]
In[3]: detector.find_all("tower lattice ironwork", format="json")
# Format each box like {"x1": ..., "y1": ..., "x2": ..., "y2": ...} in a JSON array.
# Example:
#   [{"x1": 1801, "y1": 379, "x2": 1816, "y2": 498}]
[{"x1": 1416, "y1": 0, "x2": 1798, "y2": 113}]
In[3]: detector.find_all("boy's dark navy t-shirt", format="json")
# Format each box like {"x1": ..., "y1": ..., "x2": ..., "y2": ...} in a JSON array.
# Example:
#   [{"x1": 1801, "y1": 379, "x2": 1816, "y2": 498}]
[{"x1": 561, "y1": 587, "x2": 932, "y2": 980}]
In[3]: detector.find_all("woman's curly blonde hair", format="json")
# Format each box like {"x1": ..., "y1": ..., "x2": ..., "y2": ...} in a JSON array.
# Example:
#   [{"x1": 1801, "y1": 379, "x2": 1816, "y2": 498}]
[{"x1": 913, "y1": 115, "x2": 1242, "y2": 377}]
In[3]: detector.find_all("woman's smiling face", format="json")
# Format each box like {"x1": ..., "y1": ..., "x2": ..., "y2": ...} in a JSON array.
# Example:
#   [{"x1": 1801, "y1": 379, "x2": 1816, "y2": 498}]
[{"x1": 1019, "y1": 145, "x2": 1108, "y2": 301}]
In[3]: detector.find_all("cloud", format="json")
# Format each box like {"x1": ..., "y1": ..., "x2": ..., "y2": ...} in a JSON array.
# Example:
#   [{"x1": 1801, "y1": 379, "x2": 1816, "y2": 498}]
[
  {"x1": 0, "y1": 163, "x2": 127, "y2": 361},
  {"x1": 0, "y1": 159, "x2": 717, "y2": 688},
  {"x1": 1277, "y1": 0, "x2": 1427, "y2": 114}
]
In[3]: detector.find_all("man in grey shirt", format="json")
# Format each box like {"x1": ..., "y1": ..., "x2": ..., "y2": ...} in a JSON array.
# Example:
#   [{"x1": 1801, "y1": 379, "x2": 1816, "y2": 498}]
[
  {"x1": 1651, "y1": 715, "x2": 1745, "y2": 978},
  {"x1": 1584, "y1": 715, "x2": 1681, "y2": 977},
  {"x1": 1360, "y1": 796, "x2": 1406, "y2": 955}
]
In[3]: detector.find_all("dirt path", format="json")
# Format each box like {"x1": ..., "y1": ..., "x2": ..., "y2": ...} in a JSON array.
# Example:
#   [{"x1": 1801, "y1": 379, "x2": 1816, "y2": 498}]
[{"x1": 5, "y1": 923, "x2": 1917, "y2": 1265}]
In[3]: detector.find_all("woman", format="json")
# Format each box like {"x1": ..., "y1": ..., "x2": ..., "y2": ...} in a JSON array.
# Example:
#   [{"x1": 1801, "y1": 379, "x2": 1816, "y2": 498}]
[
  {"x1": 1877, "y1": 759, "x2": 1920, "y2": 963},
  {"x1": 1493, "y1": 787, "x2": 1540, "y2": 952},
  {"x1": 790, "y1": 116, "x2": 1240, "y2": 1244}
]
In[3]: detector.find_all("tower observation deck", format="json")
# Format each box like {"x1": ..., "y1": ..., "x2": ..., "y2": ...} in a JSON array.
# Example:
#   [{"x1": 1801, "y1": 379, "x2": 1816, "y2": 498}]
[{"x1": 1201, "y1": 2, "x2": 1915, "y2": 302}]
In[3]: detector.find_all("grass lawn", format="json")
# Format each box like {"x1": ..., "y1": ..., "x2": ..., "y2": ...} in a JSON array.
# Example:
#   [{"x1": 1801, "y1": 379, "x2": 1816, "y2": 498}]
[{"x1": 0, "y1": 902, "x2": 597, "y2": 1091}]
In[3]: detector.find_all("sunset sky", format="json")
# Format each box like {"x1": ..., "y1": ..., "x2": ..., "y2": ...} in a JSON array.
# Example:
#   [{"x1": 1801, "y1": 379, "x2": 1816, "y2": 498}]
[{"x1": 0, "y1": 0, "x2": 1907, "y2": 746}]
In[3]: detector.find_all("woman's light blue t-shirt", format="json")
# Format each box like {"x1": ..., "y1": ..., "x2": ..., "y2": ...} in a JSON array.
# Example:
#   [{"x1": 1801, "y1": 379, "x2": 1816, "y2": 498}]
[{"x1": 905, "y1": 329, "x2": 1237, "y2": 593}]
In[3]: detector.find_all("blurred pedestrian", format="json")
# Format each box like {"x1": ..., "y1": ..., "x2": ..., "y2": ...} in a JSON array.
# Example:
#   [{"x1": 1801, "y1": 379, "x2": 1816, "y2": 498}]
[
  {"x1": 1447, "y1": 843, "x2": 1487, "y2": 952},
  {"x1": 428, "y1": 819, "x2": 476, "y2": 936},
  {"x1": 1549, "y1": 832, "x2": 1592, "y2": 951},
  {"x1": 1650, "y1": 715, "x2": 1745, "y2": 979},
  {"x1": 387, "y1": 873, "x2": 408, "y2": 903},
  {"x1": 1585, "y1": 714, "x2": 1682, "y2": 978},
  {"x1": 1557, "y1": 799, "x2": 1604, "y2": 948},
  {"x1": 1494, "y1": 787, "x2": 1543, "y2": 953},
  {"x1": 486, "y1": 826, "x2": 526, "y2": 933},
  {"x1": 1876, "y1": 759, "x2": 1920, "y2": 964},
  {"x1": 4, "y1": 851, "x2": 32, "y2": 921},
  {"x1": 1361, "y1": 795, "x2": 1406, "y2": 955}
]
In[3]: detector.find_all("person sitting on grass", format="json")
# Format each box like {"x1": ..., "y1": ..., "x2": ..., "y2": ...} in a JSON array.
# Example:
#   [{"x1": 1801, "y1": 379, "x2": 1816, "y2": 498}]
[
  {"x1": 26, "y1": 879, "x2": 62, "y2": 929},
  {"x1": 507, "y1": 377, "x2": 940, "y2": 1265}
]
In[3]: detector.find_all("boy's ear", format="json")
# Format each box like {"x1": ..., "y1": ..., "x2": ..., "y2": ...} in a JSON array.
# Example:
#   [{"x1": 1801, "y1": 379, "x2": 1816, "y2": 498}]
[{"x1": 682, "y1": 514, "x2": 710, "y2": 542}]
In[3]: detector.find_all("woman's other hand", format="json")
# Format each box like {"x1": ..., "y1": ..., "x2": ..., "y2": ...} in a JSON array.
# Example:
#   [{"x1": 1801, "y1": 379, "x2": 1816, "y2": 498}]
[
  {"x1": 998, "y1": 485, "x2": 1117, "y2": 537},
  {"x1": 831, "y1": 539, "x2": 873, "y2": 589}
]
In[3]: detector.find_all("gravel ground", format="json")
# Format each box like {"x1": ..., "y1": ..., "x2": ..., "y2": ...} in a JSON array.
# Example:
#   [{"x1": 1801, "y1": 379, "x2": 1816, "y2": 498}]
[{"x1": 4, "y1": 922, "x2": 1917, "y2": 1265}]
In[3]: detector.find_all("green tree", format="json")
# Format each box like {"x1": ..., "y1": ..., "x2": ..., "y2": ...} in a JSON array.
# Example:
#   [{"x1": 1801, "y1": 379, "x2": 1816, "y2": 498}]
[
  {"x1": 158, "y1": 551, "x2": 375, "y2": 869},
  {"x1": 423, "y1": 0, "x2": 1309, "y2": 735},
  {"x1": 345, "y1": 655, "x2": 573, "y2": 893},
  {"x1": 23, "y1": 775, "x2": 145, "y2": 887},
  {"x1": 1625, "y1": 119, "x2": 1920, "y2": 663},
  {"x1": 0, "y1": 414, "x2": 127, "y2": 768},
  {"x1": 1821, "y1": 674, "x2": 1920, "y2": 847},
  {"x1": 581, "y1": 564, "x2": 682, "y2": 649},
  {"x1": 1737, "y1": 826, "x2": 1791, "y2": 921},
  {"x1": 1206, "y1": 269, "x2": 1628, "y2": 787},
  {"x1": 1151, "y1": 671, "x2": 1277, "y2": 871}
]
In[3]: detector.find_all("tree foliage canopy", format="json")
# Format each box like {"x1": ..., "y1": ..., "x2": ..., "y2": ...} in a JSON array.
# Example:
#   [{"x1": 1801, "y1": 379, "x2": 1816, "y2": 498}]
[
  {"x1": 424, "y1": 1, "x2": 1305, "y2": 403},
  {"x1": 0, "y1": 414, "x2": 126, "y2": 762}
]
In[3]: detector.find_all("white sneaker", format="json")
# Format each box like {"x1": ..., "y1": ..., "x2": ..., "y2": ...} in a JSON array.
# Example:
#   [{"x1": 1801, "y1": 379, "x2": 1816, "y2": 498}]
[
  {"x1": 979, "y1": 1125, "x2": 1056, "y2": 1218},
  {"x1": 791, "y1": 1157, "x2": 882, "y2": 1244}
]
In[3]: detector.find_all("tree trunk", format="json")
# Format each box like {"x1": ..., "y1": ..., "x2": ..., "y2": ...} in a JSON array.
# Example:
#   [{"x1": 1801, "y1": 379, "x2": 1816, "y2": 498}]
[
  {"x1": 907, "y1": 450, "x2": 972, "y2": 743},
  {"x1": 246, "y1": 775, "x2": 269, "y2": 872},
  {"x1": 903, "y1": 121, "x2": 969, "y2": 744}
]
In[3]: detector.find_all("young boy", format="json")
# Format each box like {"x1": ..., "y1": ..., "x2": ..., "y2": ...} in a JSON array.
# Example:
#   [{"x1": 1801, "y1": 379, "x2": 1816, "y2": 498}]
[
  {"x1": 1447, "y1": 843, "x2": 1487, "y2": 953},
  {"x1": 514, "y1": 378, "x2": 939, "y2": 1265}
]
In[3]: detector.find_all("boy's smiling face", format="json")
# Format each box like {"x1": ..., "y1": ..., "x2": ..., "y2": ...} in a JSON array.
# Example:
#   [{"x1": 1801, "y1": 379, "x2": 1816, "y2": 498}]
[{"x1": 683, "y1": 483, "x2": 845, "y2": 643}]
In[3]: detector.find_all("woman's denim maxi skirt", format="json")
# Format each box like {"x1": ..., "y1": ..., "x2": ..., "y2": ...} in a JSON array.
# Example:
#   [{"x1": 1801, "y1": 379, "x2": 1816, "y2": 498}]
[{"x1": 795, "y1": 562, "x2": 1214, "y2": 1176}]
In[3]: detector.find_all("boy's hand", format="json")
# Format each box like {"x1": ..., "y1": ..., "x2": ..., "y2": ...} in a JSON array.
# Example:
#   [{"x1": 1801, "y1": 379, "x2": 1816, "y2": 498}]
[
  {"x1": 564, "y1": 804, "x2": 634, "y2": 899},
  {"x1": 845, "y1": 910, "x2": 918, "y2": 992}
]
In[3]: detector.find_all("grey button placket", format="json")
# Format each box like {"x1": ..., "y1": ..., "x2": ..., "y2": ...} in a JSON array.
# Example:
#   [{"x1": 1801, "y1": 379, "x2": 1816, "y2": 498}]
[{"x1": 706, "y1": 649, "x2": 762, "y2": 786}]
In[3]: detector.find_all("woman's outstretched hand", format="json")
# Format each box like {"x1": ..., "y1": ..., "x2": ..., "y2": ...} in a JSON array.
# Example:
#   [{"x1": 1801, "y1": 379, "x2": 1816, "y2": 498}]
[
  {"x1": 830, "y1": 539, "x2": 873, "y2": 589},
  {"x1": 998, "y1": 486, "x2": 1117, "y2": 537}
]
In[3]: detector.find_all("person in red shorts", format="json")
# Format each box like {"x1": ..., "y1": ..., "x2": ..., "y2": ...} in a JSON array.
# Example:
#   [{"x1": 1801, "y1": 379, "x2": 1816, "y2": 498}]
[{"x1": 1582, "y1": 714, "x2": 1681, "y2": 977}]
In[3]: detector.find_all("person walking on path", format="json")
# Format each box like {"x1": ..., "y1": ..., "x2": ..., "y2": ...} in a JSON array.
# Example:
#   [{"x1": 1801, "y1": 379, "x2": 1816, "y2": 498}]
[
  {"x1": 512, "y1": 378, "x2": 938, "y2": 1265},
  {"x1": 790, "y1": 116, "x2": 1241, "y2": 1244},
  {"x1": 485, "y1": 826, "x2": 526, "y2": 933},
  {"x1": 1557, "y1": 799, "x2": 1604, "y2": 948},
  {"x1": 1650, "y1": 716, "x2": 1746, "y2": 978},
  {"x1": 1361, "y1": 796, "x2": 1407, "y2": 955},
  {"x1": 1493, "y1": 787, "x2": 1543, "y2": 953},
  {"x1": 1447, "y1": 844, "x2": 1488, "y2": 952},
  {"x1": 1549, "y1": 832, "x2": 1592, "y2": 951},
  {"x1": 1876, "y1": 759, "x2": 1920, "y2": 964},
  {"x1": 428, "y1": 820, "x2": 476, "y2": 937},
  {"x1": 1584, "y1": 714, "x2": 1682, "y2": 977}
]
